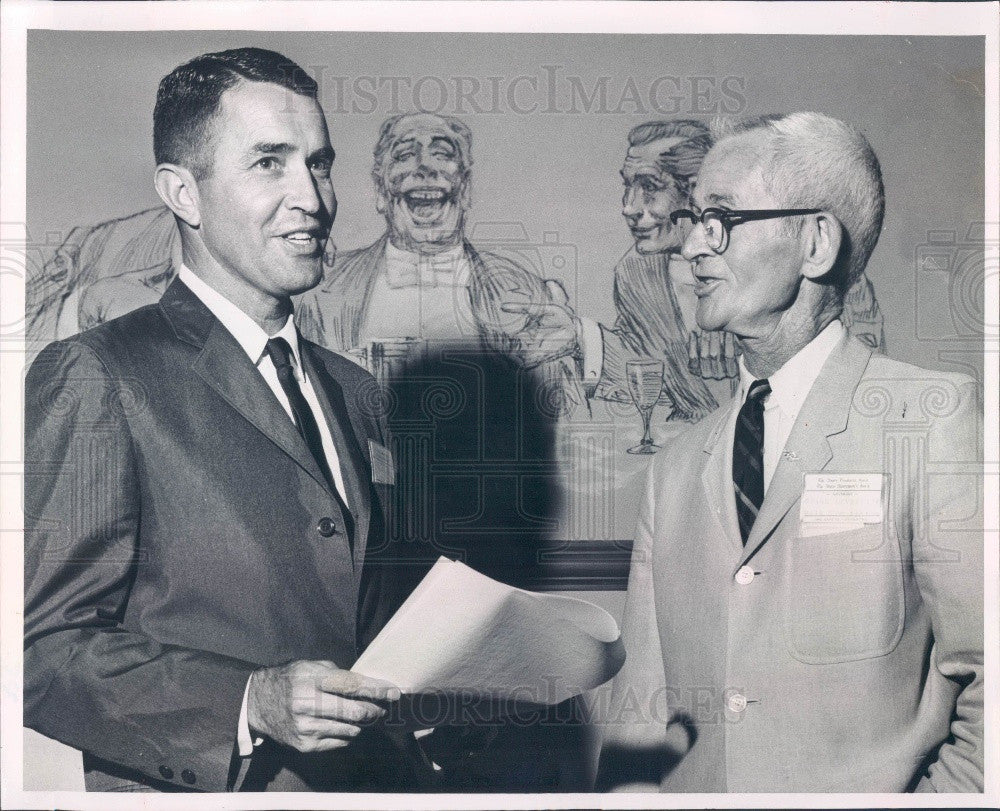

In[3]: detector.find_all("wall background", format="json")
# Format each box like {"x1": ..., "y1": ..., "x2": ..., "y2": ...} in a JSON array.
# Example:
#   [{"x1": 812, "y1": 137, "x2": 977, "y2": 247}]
[{"x1": 27, "y1": 31, "x2": 986, "y2": 380}]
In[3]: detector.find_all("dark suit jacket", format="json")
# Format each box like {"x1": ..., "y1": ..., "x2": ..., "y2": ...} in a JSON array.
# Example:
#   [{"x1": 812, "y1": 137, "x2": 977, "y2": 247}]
[{"x1": 24, "y1": 278, "x2": 406, "y2": 792}]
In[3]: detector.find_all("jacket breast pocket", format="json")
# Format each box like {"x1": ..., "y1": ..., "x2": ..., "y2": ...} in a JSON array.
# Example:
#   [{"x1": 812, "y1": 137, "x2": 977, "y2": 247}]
[{"x1": 784, "y1": 522, "x2": 905, "y2": 664}]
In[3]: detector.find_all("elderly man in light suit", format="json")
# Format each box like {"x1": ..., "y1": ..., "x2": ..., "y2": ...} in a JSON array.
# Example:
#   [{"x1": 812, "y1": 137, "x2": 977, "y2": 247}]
[{"x1": 598, "y1": 112, "x2": 983, "y2": 792}]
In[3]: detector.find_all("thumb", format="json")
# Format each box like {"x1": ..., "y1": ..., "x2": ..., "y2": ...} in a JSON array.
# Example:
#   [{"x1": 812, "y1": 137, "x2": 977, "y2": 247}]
[{"x1": 544, "y1": 278, "x2": 569, "y2": 306}]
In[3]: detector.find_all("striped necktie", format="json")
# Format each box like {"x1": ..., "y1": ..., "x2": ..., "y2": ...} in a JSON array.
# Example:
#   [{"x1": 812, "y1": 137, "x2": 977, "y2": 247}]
[{"x1": 733, "y1": 378, "x2": 771, "y2": 545}]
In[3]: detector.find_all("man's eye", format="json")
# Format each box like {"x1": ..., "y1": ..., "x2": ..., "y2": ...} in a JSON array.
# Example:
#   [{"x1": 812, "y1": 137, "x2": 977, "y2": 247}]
[
  {"x1": 254, "y1": 157, "x2": 279, "y2": 171},
  {"x1": 310, "y1": 160, "x2": 332, "y2": 178},
  {"x1": 392, "y1": 150, "x2": 414, "y2": 162}
]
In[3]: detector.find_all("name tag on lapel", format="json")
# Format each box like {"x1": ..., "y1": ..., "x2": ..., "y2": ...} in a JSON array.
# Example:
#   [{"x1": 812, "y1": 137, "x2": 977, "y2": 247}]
[
  {"x1": 368, "y1": 440, "x2": 395, "y2": 486},
  {"x1": 799, "y1": 473, "x2": 883, "y2": 537}
]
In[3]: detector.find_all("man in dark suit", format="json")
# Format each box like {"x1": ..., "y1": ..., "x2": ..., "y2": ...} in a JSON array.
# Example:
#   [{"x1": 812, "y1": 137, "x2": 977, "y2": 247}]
[{"x1": 24, "y1": 47, "x2": 410, "y2": 792}]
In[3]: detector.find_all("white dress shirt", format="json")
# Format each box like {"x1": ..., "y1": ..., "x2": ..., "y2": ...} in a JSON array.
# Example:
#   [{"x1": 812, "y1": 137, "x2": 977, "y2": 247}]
[
  {"x1": 178, "y1": 265, "x2": 351, "y2": 757},
  {"x1": 358, "y1": 242, "x2": 478, "y2": 343},
  {"x1": 733, "y1": 319, "x2": 845, "y2": 490}
]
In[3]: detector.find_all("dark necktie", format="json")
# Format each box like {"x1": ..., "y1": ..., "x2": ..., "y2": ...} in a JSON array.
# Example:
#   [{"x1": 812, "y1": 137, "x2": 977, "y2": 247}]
[
  {"x1": 733, "y1": 378, "x2": 771, "y2": 545},
  {"x1": 265, "y1": 336, "x2": 338, "y2": 496}
]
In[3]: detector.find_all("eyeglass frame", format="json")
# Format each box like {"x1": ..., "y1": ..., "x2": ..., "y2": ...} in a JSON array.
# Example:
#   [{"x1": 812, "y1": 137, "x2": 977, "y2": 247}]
[{"x1": 669, "y1": 207, "x2": 822, "y2": 254}]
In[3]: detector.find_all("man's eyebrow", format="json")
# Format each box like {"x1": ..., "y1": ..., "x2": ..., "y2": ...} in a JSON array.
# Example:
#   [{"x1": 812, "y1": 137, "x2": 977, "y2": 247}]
[
  {"x1": 706, "y1": 192, "x2": 736, "y2": 207},
  {"x1": 391, "y1": 137, "x2": 416, "y2": 151},
  {"x1": 429, "y1": 136, "x2": 456, "y2": 151},
  {"x1": 308, "y1": 145, "x2": 336, "y2": 164},
  {"x1": 620, "y1": 167, "x2": 660, "y2": 180},
  {"x1": 248, "y1": 142, "x2": 295, "y2": 157}
]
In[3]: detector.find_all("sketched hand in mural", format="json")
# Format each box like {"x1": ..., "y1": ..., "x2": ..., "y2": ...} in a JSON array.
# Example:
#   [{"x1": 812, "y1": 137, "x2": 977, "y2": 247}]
[{"x1": 501, "y1": 278, "x2": 579, "y2": 368}]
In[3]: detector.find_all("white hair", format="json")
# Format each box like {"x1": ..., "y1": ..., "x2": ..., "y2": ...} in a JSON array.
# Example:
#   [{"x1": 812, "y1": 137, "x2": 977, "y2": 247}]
[{"x1": 711, "y1": 112, "x2": 885, "y2": 289}]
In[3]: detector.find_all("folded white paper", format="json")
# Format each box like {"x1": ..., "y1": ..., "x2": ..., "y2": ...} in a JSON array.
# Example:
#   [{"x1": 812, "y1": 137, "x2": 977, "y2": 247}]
[{"x1": 353, "y1": 557, "x2": 625, "y2": 704}]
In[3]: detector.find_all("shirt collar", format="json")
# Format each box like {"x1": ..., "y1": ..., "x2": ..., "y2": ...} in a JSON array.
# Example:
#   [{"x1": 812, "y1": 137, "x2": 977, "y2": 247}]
[
  {"x1": 738, "y1": 319, "x2": 845, "y2": 417},
  {"x1": 178, "y1": 265, "x2": 302, "y2": 377},
  {"x1": 384, "y1": 240, "x2": 471, "y2": 288}
]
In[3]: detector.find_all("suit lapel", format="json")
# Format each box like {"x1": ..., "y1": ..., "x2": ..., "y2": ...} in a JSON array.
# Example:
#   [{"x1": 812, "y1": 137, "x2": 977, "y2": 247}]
[
  {"x1": 160, "y1": 278, "x2": 333, "y2": 495},
  {"x1": 301, "y1": 344, "x2": 372, "y2": 565},
  {"x1": 739, "y1": 336, "x2": 873, "y2": 565},
  {"x1": 701, "y1": 401, "x2": 743, "y2": 554}
]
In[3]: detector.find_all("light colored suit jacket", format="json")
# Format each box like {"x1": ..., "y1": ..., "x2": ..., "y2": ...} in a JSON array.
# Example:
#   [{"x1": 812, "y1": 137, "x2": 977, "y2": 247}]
[
  {"x1": 24, "y1": 279, "x2": 407, "y2": 792},
  {"x1": 598, "y1": 335, "x2": 983, "y2": 792}
]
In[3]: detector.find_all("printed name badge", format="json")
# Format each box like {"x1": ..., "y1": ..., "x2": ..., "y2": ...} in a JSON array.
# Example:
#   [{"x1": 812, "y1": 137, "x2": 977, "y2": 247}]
[
  {"x1": 368, "y1": 440, "x2": 395, "y2": 486},
  {"x1": 799, "y1": 473, "x2": 883, "y2": 525}
]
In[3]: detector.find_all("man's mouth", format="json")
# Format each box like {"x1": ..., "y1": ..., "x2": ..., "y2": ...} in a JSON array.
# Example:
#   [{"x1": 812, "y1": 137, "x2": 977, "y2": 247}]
[
  {"x1": 628, "y1": 221, "x2": 667, "y2": 239},
  {"x1": 399, "y1": 188, "x2": 453, "y2": 222},
  {"x1": 694, "y1": 276, "x2": 723, "y2": 297},
  {"x1": 278, "y1": 227, "x2": 327, "y2": 255}
]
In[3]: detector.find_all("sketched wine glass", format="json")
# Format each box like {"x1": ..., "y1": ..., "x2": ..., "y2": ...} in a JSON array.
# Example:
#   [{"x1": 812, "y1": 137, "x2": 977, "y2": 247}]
[{"x1": 626, "y1": 359, "x2": 664, "y2": 455}]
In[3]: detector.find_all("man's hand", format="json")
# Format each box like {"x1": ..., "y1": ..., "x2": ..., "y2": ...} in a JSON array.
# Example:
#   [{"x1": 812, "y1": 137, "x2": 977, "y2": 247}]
[
  {"x1": 247, "y1": 660, "x2": 400, "y2": 752},
  {"x1": 501, "y1": 279, "x2": 580, "y2": 368}
]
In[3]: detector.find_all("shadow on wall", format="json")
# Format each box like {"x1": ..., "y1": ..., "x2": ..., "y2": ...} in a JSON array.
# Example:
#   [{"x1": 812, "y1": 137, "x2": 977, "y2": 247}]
[
  {"x1": 368, "y1": 339, "x2": 564, "y2": 607},
  {"x1": 365, "y1": 339, "x2": 592, "y2": 792}
]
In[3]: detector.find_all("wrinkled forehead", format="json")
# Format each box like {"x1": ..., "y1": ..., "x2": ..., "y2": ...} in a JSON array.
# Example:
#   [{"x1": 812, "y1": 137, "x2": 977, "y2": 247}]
[
  {"x1": 388, "y1": 113, "x2": 463, "y2": 152},
  {"x1": 621, "y1": 136, "x2": 687, "y2": 180},
  {"x1": 693, "y1": 132, "x2": 772, "y2": 208}
]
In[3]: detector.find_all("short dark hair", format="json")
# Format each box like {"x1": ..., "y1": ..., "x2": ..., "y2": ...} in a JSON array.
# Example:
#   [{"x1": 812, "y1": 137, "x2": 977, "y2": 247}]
[
  {"x1": 627, "y1": 119, "x2": 712, "y2": 199},
  {"x1": 153, "y1": 47, "x2": 319, "y2": 178}
]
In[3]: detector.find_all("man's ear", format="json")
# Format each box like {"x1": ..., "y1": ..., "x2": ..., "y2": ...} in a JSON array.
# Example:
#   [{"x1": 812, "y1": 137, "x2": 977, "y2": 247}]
[
  {"x1": 154, "y1": 163, "x2": 201, "y2": 228},
  {"x1": 801, "y1": 211, "x2": 843, "y2": 281},
  {"x1": 374, "y1": 174, "x2": 389, "y2": 215},
  {"x1": 457, "y1": 169, "x2": 472, "y2": 211}
]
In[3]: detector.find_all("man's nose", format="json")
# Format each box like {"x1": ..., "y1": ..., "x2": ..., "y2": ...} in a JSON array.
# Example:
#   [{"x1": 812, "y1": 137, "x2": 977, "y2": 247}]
[
  {"x1": 413, "y1": 157, "x2": 437, "y2": 179},
  {"x1": 285, "y1": 162, "x2": 323, "y2": 215},
  {"x1": 681, "y1": 219, "x2": 710, "y2": 262},
  {"x1": 622, "y1": 186, "x2": 641, "y2": 218}
]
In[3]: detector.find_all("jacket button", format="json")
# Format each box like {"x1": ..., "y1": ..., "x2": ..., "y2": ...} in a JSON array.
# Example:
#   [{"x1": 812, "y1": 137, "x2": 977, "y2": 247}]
[
  {"x1": 727, "y1": 692, "x2": 748, "y2": 713},
  {"x1": 158, "y1": 765, "x2": 174, "y2": 780},
  {"x1": 181, "y1": 769, "x2": 196, "y2": 785},
  {"x1": 735, "y1": 566, "x2": 755, "y2": 585},
  {"x1": 317, "y1": 517, "x2": 338, "y2": 537}
]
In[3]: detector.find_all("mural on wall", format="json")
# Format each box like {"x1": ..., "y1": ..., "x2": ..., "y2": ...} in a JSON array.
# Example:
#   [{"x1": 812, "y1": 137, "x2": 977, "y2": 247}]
[
  {"x1": 25, "y1": 110, "x2": 886, "y2": 550},
  {"x1": 25, "y1": 111, "x2": 887, "y2": 552}
]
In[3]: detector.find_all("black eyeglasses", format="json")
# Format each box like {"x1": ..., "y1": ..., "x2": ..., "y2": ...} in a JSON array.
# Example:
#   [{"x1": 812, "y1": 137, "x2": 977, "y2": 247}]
[{"x1": 669, "y1": 207, "x2": 821, "y2": 253}]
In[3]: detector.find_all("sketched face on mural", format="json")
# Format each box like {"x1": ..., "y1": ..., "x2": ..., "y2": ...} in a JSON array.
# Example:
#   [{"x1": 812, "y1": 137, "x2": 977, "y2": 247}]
[
  {"x1": 375, "y1": 113, "x2": 471, "y2": 253},
  {"x1": 621, "y1": 136, "x2": 688, "y2": 255}
]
